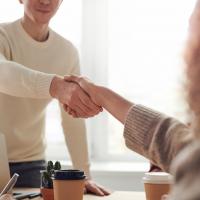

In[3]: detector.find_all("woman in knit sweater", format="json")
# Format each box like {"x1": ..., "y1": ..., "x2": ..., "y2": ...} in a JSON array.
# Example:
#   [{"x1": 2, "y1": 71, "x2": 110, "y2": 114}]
[{"x1": 64, "y1": 0, "x2": 200, "y2": 199}]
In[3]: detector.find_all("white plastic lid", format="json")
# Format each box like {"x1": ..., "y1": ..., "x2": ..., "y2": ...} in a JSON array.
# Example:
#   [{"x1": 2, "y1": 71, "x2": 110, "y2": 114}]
[{"x1": 142, "y1": 172, "x2": 173, "y2": 184}]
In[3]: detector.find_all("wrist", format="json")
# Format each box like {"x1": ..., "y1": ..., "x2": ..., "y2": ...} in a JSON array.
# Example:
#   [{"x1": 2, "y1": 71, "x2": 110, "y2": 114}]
[
  {"x1": 94, "y1": 85, "x2": 106, "y2": 106},
  {"x1": 49, "y1": 75, "x2": 63, "y2": 98}
]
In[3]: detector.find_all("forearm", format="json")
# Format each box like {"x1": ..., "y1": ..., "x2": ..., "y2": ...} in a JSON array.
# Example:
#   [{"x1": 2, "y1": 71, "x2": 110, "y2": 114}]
[
  {"x1": 61, "y1": 108, "x2": 91, "y2": 178},
  {"x1": 63, "y1": 75, "x2": 132, "y2": 121},
  {"x1": 64, "y1": 125, "x2": 90, "y2": 177},
  {"x1": 0, "y1": 57, "x2": 54, "y2": 98},
  {"x1": 49, "y1": 75, "x2": 63, "y2": 98},
  {"x1": 94, "y1": 85, "x2": 133, "y2": 124}
]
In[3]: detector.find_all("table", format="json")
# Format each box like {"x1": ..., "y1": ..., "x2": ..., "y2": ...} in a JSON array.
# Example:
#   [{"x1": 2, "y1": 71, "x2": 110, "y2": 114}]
[
  {"x1": 14, "y1": 189, "x2": 146, "y2": 200},
  {"x1": 85, "y1": 191, "x2": 145, "y2": 200}
]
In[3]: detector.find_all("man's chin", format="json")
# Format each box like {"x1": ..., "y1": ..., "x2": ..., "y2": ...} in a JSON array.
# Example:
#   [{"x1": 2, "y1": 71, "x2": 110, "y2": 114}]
[{"x1": 34, "y1": 15, "x2": 52, "y2": 25}]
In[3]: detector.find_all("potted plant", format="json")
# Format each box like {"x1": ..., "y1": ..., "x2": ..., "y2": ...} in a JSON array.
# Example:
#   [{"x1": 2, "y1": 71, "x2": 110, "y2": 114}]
[{"x1": 40, "y1": 161, "x2": 61, "y2": 200}]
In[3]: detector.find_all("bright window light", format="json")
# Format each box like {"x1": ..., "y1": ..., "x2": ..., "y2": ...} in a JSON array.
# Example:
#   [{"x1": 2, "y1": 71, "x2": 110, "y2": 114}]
[
  {"x1": 0, "y1": 0, "x2": 196, "y2": 163},
  {"x1": 106, "y1": 0, "x2": 196, "y2": 157}
]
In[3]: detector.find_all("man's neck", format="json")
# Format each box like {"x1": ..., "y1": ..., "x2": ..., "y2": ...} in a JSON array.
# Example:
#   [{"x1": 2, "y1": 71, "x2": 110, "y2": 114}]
[{"x1": 21, "y1": 17, "x2": 49, "y2": 42}]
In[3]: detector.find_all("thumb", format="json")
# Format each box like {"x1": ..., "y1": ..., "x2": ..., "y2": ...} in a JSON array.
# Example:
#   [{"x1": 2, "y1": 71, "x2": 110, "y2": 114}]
[{"x1": 64, "y1": 75, "x2": 80, "y2": 83}]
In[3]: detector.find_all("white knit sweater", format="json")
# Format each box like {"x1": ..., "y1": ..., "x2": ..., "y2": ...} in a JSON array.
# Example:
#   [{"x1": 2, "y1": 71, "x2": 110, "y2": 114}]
[{"x1": 0, "y1": 19, "x2": 90, "y2": 176}]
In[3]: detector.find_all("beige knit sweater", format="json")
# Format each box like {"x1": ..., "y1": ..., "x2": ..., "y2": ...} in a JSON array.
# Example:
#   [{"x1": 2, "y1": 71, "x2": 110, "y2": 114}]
[
  {"x1": 0, "y1": 19, "x2": 90, "y2": 176},
  {"x1": 124, "y1": 105, "x2": 200, "y2": 200}
]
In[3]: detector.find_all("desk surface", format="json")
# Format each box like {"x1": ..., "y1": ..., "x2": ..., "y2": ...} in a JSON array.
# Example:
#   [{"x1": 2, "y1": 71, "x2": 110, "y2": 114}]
[
  {"x1": 85, "y1": 191, "x2": 145, "y2": 200},
  {"x1": 14, "y1": 189, "x2": 145, "y2": 200}
]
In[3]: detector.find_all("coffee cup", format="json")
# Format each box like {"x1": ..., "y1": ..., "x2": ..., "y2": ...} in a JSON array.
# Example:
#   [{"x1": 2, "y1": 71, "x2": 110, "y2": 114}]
[
  {"x1": 143, "y1": 172, "x2": 173, "y2": 200},
  {"x1": 53, "y1": 170, "x2": 86, "y2": 200}
]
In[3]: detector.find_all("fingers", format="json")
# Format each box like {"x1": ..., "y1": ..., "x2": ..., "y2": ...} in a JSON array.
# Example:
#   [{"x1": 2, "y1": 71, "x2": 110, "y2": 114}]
[
  {"x1": 96, "y1": 185, "x2": 111, "y2": 196},
  {"x1": 84, "y1": 180, "x2": 111, "y2": 196},
  {"x1": 64, "y1": 75, "x2": 81, "y2": 84},
  {"x1": 78, "y1": 89, "x2": 103, "y2": 113},
  {"x1": 63, "y1": 104, "x2": 78, "y2": 118},
  {"x1": 62, "y1": 82, "x2": 102, "y2": 118},
  {"x1": 63, "y1": 104, "x2": 89, "y2": 118},
  {"x1": 63, "y1": 100, "x2": 101, "y2": 118},
  {"x1": 91, "y1": 184, "x2": 111, "y2": 196},
  {"x1": 72, "y1": 93, "x2": 101, "y2": 118},
  {"x1": 86, "y1": 183, "x2": 105, "y2": 196}
]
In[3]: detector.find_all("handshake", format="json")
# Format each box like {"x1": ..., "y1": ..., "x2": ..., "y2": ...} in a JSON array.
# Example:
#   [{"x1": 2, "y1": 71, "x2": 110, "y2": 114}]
[{"x1": 50, "y1": 75, "x2": 103, "y2": 118}]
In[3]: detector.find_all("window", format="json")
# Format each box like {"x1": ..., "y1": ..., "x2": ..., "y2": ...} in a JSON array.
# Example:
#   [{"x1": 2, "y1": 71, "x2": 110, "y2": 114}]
[
  {"x1": 81, "y1": 0, "x2": 196, "y2": 161},
  {"x1": 105, "y1": 0, "x2": 196, "y2": 160},
  {"x1": 0, "y1": 0, "x2": 196, "y2": 163}
]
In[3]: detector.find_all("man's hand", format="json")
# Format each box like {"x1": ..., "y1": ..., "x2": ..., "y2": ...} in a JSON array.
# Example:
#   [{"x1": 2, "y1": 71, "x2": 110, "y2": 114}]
[
  {"x1": 64, "y1": 75, "x2": 100, "y2": 105},
  {"x1": 63, "y1": 75, "x2": 102, "y2": 118},
  {"x1": 64, "y1": 75, "x2": 133, "y2": 123},
  {"x1": 84, "y1": 179, "x2": 111, "y2": 196},
  {"x1": 50, "y1": 76, "x2": 102, "y2": 118}
]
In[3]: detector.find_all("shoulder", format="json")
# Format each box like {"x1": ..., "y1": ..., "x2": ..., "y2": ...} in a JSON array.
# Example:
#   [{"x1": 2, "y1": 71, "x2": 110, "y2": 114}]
[
  {"x1": 0, "y1": 20, "x2": 19, "y2": 41},
  {"x1": 0, "y1": 20, "x2": 20, "y2": 58},
  {"x1": 0, "y1": 22, "x2": 12, "y2": 49},
  {"x1": 0, "y1": 20, "x2": 16, "y2": 33},
  {"x1": 0, "y1": 23, "x2": 9, "y2": 37}
]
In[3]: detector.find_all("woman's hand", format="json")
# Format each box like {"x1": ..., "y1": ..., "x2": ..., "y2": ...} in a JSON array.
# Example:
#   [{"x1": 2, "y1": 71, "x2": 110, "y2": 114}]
[
  {"x1": 63, "y1": 75, "x2": 103, "y2": 118},
  {"x1": 64, "y1": 75, "x2": 100, "y2": 106}
]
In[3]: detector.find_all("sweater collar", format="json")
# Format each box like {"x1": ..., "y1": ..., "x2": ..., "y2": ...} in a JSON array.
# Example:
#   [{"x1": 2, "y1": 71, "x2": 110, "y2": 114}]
[{"x1": 15, "y1": 19, "x2": 54, "y2": 48}]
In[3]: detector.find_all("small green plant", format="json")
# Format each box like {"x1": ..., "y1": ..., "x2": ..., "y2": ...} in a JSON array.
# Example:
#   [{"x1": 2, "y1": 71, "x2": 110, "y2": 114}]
[{"x1": 41, "y1": 161, "x2": 61, "y2": 188}]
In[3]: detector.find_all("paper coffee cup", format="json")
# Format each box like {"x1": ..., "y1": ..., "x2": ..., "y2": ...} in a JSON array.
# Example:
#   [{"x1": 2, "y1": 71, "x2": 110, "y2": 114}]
[
  {"x1": 143, "y1": 172, "x2": 173, "y2": 200},
  {"x1": 53, "y1": 170, "x2": 86, "y2": 200}
]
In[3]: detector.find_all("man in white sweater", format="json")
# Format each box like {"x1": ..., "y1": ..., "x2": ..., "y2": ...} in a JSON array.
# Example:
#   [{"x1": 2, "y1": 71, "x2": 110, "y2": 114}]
[{"x1": 0, "y1": 0, "x2": 109, "y2": 196}]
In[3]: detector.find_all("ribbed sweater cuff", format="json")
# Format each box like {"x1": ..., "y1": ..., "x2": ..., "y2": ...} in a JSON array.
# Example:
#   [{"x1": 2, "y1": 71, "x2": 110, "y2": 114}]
[
  {"x1": 123, "y1": 105, "x2": 162, "y2": 156},
  {"x1": 36, "y1": 73, "x2": 55, "y2": 98}
]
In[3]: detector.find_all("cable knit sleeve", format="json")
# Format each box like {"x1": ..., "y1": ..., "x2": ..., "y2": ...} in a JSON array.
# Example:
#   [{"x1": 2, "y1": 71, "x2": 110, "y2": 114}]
[
  {"x1": 0, "y1": 27, "x2": 55, "y2": 98},
  {"x1": 123, "y1": 105, "x2": 192, "y2": 172},
  {"x1": 0, "y1": 54, "x2": 55, "y2": 98}
]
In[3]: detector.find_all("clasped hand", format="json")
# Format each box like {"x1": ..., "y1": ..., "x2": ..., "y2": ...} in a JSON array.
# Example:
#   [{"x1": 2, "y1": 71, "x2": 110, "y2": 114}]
[
  {"x1": 62, "y1": 75, "x2": 99, "y2": 118},
  {"x1": 50, "y1": 76, "x2": 102, "y2": 118}
]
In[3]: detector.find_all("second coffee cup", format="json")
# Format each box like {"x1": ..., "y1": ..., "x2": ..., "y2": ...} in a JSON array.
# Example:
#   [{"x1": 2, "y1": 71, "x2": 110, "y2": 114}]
[
  {"x1": 53, "y1": 169, "x2": 86, "y2": 200},
  {"x1": 143, "y1": 172, "x2": 173, "y2": 200}
]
